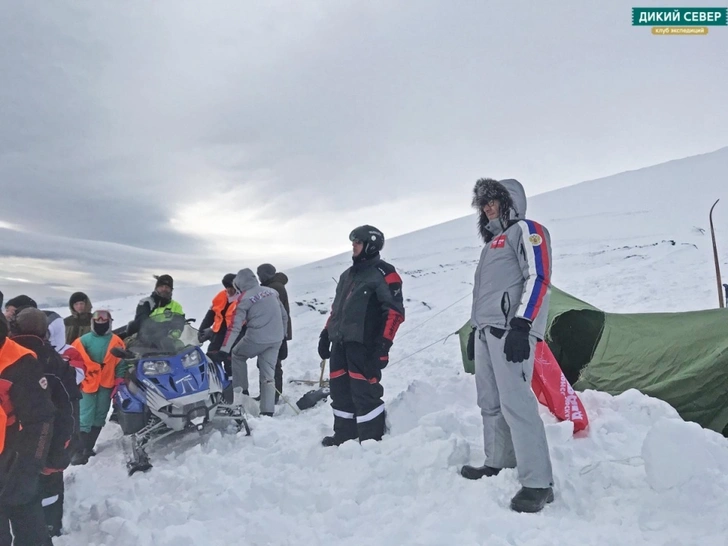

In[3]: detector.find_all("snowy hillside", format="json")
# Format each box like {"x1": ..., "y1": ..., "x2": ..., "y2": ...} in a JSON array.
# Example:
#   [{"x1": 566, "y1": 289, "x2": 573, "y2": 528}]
[{"x1": 54, "y1": 148, "x2": 728, "y2": 545}]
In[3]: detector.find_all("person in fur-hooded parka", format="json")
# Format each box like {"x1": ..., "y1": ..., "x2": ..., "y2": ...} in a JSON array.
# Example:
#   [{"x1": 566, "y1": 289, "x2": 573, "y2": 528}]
[
  {"x1": 64, "y1": 292, "x2": 93, "y2": 345},
  {"x1": 463, "y1": 177, "x2": 555, "y2": 514}
]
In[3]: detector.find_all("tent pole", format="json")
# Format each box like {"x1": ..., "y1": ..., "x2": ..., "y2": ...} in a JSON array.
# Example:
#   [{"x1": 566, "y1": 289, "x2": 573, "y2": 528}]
[{"x1": 709, "y1": 199, "x2": 724, "y2": 308}]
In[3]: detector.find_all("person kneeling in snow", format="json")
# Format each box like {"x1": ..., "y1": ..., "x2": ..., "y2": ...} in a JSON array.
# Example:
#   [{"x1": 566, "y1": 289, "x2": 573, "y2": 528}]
[
  {"x1": 464, "y1": 178, "x2": 554, "y2": 513},
  {"x1": 317, "y1": 225, "x2": 405, "y2": 446},
  {"x1": 70, "y1": 310, "x2": 125, "y2": 465},
  {"x1": 217, "y1": 269, "x2": 288, "y2": 417}
]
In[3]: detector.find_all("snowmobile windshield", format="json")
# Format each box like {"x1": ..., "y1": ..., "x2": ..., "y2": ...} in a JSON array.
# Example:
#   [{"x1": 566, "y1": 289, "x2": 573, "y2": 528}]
[{"x1": 137, "y1": 314, "x2": 187, "y2": 355}]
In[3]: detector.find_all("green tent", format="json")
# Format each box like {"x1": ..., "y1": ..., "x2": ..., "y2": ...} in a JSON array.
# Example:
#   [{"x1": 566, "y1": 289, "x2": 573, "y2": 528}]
[{"x1": 458, "y1": 286, "x2": 728, "y2": 435}]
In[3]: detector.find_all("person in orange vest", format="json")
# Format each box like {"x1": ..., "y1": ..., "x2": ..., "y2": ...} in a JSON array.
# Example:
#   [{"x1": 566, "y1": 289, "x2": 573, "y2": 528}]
[
  {"x1": 9, "y1": 308, "x2": 80, "y2": 538},
  {"x1": 198, "y1": 274, "x2": 239, "y2": 374},
  {"x1": 70, "y1": 310, "x2": 125, "y2": 466},
  {"x1": 0, "y1": 314, "x2": 55, "y2": 546}
]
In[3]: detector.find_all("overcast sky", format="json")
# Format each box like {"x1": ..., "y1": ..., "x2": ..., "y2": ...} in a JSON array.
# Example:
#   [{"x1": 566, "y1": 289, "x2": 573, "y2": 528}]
[{"x1": 1, "y1": 0, "x2": 726, "y2": 306}]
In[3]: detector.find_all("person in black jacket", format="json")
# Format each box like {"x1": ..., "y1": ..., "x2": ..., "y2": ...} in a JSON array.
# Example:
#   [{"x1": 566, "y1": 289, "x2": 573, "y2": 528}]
[
  {"x1": 10, "y1": 308, "x2": 80, "y2": 538},
  {"x1": 0, "y1": 314, "x2": 55, "y2": 546},
  {"x1": 3, "y1": 295, "x2": 37, "y2": 321},
  {"x1": 317, "y1": 225, "x2": 405, "y2": 445}
]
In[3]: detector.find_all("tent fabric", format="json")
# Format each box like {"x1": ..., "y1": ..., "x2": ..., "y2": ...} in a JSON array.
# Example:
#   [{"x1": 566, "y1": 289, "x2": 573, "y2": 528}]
[{"x1": 458, "y1": 286, "x2": 728, "y2": 435}]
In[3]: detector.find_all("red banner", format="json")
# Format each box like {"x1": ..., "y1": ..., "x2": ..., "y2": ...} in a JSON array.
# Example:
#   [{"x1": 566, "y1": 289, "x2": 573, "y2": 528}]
[{"x1": 531, "y1": 341, "x2": 589, "y2": 433}]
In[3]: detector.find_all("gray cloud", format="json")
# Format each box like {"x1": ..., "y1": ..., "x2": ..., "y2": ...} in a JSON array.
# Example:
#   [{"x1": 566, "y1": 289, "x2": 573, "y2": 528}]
[{"x1": 1, "y1": 0, "x2": 726, "y2": 301}]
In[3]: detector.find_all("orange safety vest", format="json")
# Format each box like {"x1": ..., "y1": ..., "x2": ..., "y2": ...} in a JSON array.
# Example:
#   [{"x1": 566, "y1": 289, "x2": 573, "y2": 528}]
[
  {"x1": 72, "y1": 335, "x2": 125, "y2": 394},
  {"x1": 0, "y1": 339, "x2": 37, "y2": 454},
  {"x1": 211, "y1": 290, "x2": 237, "y2": 333}
]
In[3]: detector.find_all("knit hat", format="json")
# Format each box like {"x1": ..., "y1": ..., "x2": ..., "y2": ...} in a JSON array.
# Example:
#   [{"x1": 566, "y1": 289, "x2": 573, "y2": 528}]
[
  {"x1": 5, "y1": 294, "x2": 38, "y2": 310},
  {"x1": 69, "y1": 292, "x2": 88, "y2": 307},
  {"x1": 222, "y1": 273, "x2": 236, "y2": 289},
  {"x1": 256, "y1": 264, "x2": 277, "y2": 284},
  {"x1": 13, "y1": 307, "x2": 48, "y2": 338},
  {"x1": 154, "y1": 274, "x2": 174, "y2": 289}
]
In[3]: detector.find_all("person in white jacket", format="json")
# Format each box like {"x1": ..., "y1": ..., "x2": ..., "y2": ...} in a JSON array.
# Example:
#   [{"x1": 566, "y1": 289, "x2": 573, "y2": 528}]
[{"x1": 219, "y1": 269, "x2": 288, "y2": 416}]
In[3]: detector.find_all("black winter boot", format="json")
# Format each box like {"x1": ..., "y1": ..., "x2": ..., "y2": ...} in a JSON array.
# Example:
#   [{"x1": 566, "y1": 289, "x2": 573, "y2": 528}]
[
  {"x1": 357, "y1": 410, "x2": 386, "y2": 442},
  {"x1": 87, "y1": 426, "x2": 103, "y2": 456},
  {"x1": 321, "y1": 434, "x2": 357, "y2": 447},
  {"x1": 460, "y1": 465, "x2": 501, "y2": 480},
  {"x1": 510, "y1": 487, "x2": 554, "y2": 513},
  {"x1": 70, "y1": 432, "x2": 91, "y2": 465}
]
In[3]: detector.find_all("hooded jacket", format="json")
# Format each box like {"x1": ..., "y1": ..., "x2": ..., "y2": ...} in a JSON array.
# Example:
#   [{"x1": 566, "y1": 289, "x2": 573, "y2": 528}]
[
  {"x1": 44, "y1": 310, "x2": 66, "y2": 353},
  {"x1": 0, "y1": 321, "x2": 55, "y2": 506},
  {"x1": 470, "y1": 178, "x2": 552, "y2": 339},
  {"x1": 261, "y1": 272, "x2": 292, "y2": 341},
  {"x1": 221, "y1": 269, "x2": 288, "y2": 351},
  {"x1": 10, "y1": 334, "x2": 79, "y2": 472},
  {"x1": 64, "y1": 292, "x2": 93, "y2": 344}
]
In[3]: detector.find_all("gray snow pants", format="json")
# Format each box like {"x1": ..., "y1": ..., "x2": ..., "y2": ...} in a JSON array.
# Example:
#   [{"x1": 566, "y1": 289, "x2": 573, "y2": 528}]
[
  {"x1": 231, "y1": 337, "x2": 282, "y2": 414},
  {"x1": 474, "y1": 326, "x2": 553, "y2": 488}
]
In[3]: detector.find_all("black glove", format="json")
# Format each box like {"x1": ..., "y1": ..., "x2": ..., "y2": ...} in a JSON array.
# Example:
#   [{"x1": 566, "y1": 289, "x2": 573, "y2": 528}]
[
  {"x1": 317, "y1": 329, "x2": 331, "y2": 360},
  {"x1": 373, "y1": 338, "x2": 392, "y2": 369},
  {"x1": 197, "y1": 328, "x2": 213, "y2": 344},
  {"x1": 503, "y1": 317, "x2": 531, "y2": 363},
  {"x1": 466, "y1": 328, "x2": 476, "y2": 361}
]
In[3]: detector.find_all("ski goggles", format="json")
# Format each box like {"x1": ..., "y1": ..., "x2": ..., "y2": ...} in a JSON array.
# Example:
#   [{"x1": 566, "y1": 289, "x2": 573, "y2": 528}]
[{"x1": 92, "y1": 310, "x2": 112, "y2": 322}]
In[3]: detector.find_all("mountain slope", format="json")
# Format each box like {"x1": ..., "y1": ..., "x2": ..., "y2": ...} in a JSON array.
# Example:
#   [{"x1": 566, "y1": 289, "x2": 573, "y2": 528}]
[{"x1": 54, "y1": 147, "x2": 728, "y2": 545}]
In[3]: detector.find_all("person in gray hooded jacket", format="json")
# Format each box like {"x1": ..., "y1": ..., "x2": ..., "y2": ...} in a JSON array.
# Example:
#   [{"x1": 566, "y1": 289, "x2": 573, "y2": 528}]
[
  {"x1": 219, "y1": 268, "x2": 288, "y2": 416},
  {"x1": 462, "y1": 178, "x2": 555, "y2": 514}
]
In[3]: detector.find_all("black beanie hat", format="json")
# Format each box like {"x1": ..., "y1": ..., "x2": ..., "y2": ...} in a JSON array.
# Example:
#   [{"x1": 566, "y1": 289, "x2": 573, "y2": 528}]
[
  {"x1": 154, "y1": 274, "x2": 174, "y2": 289},
  {"x1": 256, "y1": 264, "x2": 277, "y2": 284},
  {"x1": 5, "y1": 295, "x2": 38, "y2": 310},
  {"x1": 222, "y1": 273, "x2": 236, "y2": 288}
]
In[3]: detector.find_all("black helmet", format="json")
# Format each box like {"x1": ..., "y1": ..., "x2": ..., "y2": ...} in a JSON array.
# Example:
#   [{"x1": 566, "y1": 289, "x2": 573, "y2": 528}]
[{"x1": 349, "y1": 225, "x2": 384, "y2": 256}]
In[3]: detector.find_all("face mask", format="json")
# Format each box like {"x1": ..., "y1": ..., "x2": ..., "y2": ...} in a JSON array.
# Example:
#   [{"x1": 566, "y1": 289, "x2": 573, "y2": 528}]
[{"x1": 93, "y1": 321, "x2": 110, "y2": 335}]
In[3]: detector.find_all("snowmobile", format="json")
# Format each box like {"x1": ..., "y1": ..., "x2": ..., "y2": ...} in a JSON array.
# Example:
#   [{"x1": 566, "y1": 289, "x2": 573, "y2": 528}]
[{"x1": 111, "y1": 323, "x2": 251, "y2": 475}]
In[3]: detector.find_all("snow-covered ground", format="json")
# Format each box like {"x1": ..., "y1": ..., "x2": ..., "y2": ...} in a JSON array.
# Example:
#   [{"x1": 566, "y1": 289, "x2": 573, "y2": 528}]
[{"x1": 54, "y1": 147, "x2": 728, "y2": 545}]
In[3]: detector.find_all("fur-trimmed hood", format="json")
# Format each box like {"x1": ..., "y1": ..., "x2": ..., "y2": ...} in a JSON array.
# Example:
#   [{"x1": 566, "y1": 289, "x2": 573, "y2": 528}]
[
  {"x1": 68, "y1": 292, "x2": 92, "y2": 316},
  {"x1": 472, "y1": 178, "x2": 527, "y2": 242}
]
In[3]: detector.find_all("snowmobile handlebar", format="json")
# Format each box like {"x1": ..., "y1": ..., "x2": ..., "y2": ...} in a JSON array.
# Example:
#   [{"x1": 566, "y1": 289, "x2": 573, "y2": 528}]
[{"x1": 111, "y1": 347, "x2": 138, "y2": 360}]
